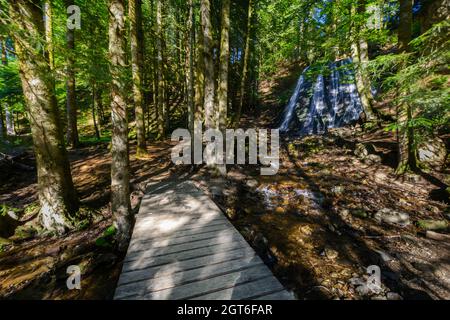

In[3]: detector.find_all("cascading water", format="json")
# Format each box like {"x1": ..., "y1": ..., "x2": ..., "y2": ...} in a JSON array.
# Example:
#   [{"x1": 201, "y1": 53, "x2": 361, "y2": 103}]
[{"x1": 278, "y1": 58, "x2": 364, "y2": 135}]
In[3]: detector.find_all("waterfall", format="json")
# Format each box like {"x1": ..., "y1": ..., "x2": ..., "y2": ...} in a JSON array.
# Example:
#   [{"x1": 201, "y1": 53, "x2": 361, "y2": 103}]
[
  {"x1": 279, "y1": 58, "x2": 363, "y2": 135},
  {"x1": 278, "y1": 67, "x2": 309, "y2": 132}
]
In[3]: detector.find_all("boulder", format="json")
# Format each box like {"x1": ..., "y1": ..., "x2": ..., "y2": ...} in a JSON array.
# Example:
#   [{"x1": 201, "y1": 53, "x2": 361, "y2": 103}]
[
  {"x1": 374, "y1": 208, "x2": 410, "y2": 227},
  {"x1": 418, "y1": 137, "x2": 447, "y2": 168}
]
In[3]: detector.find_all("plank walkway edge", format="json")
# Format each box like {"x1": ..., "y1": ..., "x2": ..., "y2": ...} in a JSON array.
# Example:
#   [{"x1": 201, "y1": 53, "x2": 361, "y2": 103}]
[{"x1": 114, "y1": 180, "x2": 295, "y2": 300}]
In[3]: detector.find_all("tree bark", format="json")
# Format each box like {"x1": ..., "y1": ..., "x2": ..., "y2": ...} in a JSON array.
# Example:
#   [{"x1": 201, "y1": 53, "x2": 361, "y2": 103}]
[
  {"x1": 186, "y1": 0, "x2": 195, "y2": 137},
  {"x1": 130, "y1": 0, "x2": 147, "y2": 156},
  {"x1": 235, "y1": 0, "x2": 254, "y2": 128},
  {"x1": 218, "y1": 0, "x2": 230, "y2": 132},
  {"x1": 396, "y1": 0, "x2": 416, "y2": 173},
  {"x1": 65, "y1": 0, "x2": 79, "y2": 148},
  {"x1": 156, "y1": 0, "x2": 168, "y2": 139},
  {"x1": 108, "y1": 0, "x2": 132, "y2": 252},
  {"x1": 0, "y1": 38, "x2": 7, "y2": 138},
  {"x1": 194, "y1": 6, "x2": 205, "y2": 128},
  {"x1": 201, "y1": 0, "x2": 215, "y2": 129},
  {"x1": 44, "y1": 1, "x2": 54, "y2": 71},
  {"x1": 9, "y1": 0, "x2": 79, "y2": 234},
  {"x1": 351, "y1": 0, "x2": 377, "y2": 122},
  {"x1": 398, "y1": 0, "x2": 413, "y2": 52}
]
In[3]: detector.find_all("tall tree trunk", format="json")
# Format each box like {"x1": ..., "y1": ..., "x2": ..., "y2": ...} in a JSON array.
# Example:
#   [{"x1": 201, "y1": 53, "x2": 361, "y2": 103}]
[
  {"x1": 44, "y1": 1, "x2": 54, "y2": 71},
  {"x1": 235, "y1": 0, "x2": 253, "y2": 128},
  {"x1": 218, "y1": 0, "x2": 230, "y2": 132},
  {"x1": 65, "y1": 0, "x2": 79, "y2": 148},
  {"x1": 0, "y1": 38, "x2": 7, "y2": 139},
  {"x1": 129, "y1": 0, "x2": 147, "y2": 156},
  {"x1": 194, "y1": 7, "x2": 205, "y2": 127},
  {"x1": 108, "y1": 0, "x2": 132, "y2": 252},
  {"x1": 156, "y1": 0, "x2": 167, "y2": 138},
  {"x1": 1, "y1": 37, "x2": 14, "y2": 137},
  {"x1": 351, "y1": 0, "x2": 376, "y2": 122},
  {"x1": 201, "y1": 0, "x2": 215, "y2": 129},
  {"x1": 398, "y1": 0, "x2": 413, "y2": 52},
  {"x1": 396, "y1": 0, "x2": 416, "y2": 173},
  {"x1": 186, "y1": 0, "x2": 195, "y2": 137},
  {"x1": 92, "y1": 83, "x2": 101, "y2": 140},
  {"x1": 9, "y1": 0, "x2": 78, "y2": 234}
]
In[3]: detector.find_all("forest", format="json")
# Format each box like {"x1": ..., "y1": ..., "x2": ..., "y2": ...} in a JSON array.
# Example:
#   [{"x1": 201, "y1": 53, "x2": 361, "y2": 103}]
[{"x1": 0, "y1": 0, "x2": 449, "y2": 300}]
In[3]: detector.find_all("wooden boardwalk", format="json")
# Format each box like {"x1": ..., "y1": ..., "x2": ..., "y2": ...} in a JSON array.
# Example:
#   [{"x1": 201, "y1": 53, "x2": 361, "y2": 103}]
[{"x1": 114, "y1": 180, "x2": 294, "y2": 300}]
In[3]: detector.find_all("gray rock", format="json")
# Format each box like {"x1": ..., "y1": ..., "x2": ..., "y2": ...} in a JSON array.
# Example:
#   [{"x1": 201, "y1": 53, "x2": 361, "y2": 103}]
[
  {"x1": 364, "y1": 154, "x2": 382, "y2": 165},
  {"x1": 374, "y1": 208, "x2": 410, "y2": 227},
  {"x1": 386, "y1": 292, "x2": 403, "y2": 300},
  {"x1": 418, "y1": 137, "x2": 447, "y2": 168},
  {"x1": 354, "y1": 143, "x2": 369, "y2": 158}
]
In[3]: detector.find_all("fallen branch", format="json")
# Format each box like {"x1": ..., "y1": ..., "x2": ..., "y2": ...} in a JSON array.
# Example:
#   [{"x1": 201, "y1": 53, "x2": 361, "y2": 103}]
[{"x1": 426, "y1": 231, "x2": 450, "y2": 242}]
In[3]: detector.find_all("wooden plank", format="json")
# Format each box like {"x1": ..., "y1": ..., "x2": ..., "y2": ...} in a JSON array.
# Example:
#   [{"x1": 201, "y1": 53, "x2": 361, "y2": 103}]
[
  {"x1": 118, "y1": 248, "x2": 256, "y2": 285},
  {"x1": 122, "y1": 240, "x2": 249, "y2": 271},
  {"x1": 125, "y1": 231, "x2": 245, "y2": 260},
  {"x1": 115, "y1": 255, "x2": 263, "y2": 298},
  {"x1": 118, "y1": 264, "x2": 274, "y2": 300},
  {"x1": 133, "y1": 216, "x2": 226, "y2": 234},
  {"x1": 128, "y1": 229, "x2": 237, "y2": 252},
  {"x1": 190, "y1": 277, "x2": 285, "y2": 300},
  {"x1": 131, "y1": 220, "x2": 231, "y2": 240},
  {"x1": 114, "y1": 180, "x2": 294, "y2": 300},
  {"x1": 253, "y1": 290, "x2": 295, "y2": 300}
]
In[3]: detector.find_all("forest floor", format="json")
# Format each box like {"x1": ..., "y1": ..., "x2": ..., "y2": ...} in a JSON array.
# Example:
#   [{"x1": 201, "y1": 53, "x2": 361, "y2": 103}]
[{"x1": 0, "y1": 63, "x2": 449, "y2": 300}]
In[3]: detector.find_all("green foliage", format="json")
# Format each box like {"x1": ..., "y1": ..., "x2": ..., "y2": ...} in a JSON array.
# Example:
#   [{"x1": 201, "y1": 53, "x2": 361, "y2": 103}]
[
  {"x1": 95, "y1": 225, "x2": 117, "y2": 248},
  {"x1": 369, "y1": 21, "x2": 450, "y2": 135}
]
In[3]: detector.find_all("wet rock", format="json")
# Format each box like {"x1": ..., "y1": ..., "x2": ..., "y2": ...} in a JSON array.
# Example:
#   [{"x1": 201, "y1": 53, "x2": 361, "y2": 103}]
[
  {"x1": 416, "y1": 219, "x2": 449, "y2": 231},
  {"x1": 418, "y1": 137, "x2": 447, "y2": 168},
  {"x1": 386, "y1": 292, "x2": 403, "y2": 300},
  {"x1": 374, "y1": 208, "x2": 410, "y2": 227}
]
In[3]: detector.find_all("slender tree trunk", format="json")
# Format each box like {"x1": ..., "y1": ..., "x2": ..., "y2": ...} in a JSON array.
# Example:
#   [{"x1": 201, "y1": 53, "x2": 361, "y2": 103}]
[
  {"x1": 92, "y1": 84, "x2": 101, "y2": 140},
  {"x1": 65, "y1": 0, "x2": 79, "y2": 148},
  {"x1": 9, "y1": 0, "x2": 78, "y2": 234},
  {"x1": 108, "y1": 0, "x2": 132, "y2": 252},
  {"x1": 1, "y1": 37, "x2": 14, "y2": 137},
  {"x1": 186, "y1": 0, "x2": 195, "y2": 137},
  {"x1": 396, "y1": 0, "x2": 416, "y2": 173},
  {"x1": 130, "y1": 0, "x2": 147, "y2": 156},
  {"x1": 351, "y1": 0, "x2": 376, "y2": 122},
  {"x1": 194, "y1": 7, "x2": 205, "y2": 127},
  {"x1": 200, "y1": 0, "x2": 215, "y2": 130},
  {"x1": 235, "y1": 0, "x2": 253, "y2": 128},
  {"x1": 398, "y1": 0, "x2": 413, "y2": 52},
  {"x1": 0, "y1": 38, "x2": 7, "y2": 139},
  {"x1": 44, "y1": 1, "x2": 54, "y2": 71},
  {"x1": 156, "y1": 0, "x2": 167, "y2": 138},
  {"x1": 95, "y1": 88, "x2": 106, "y2": 125},
  {"x1": 218, "y1": 0, "x2": 230, "y2": 132}
]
